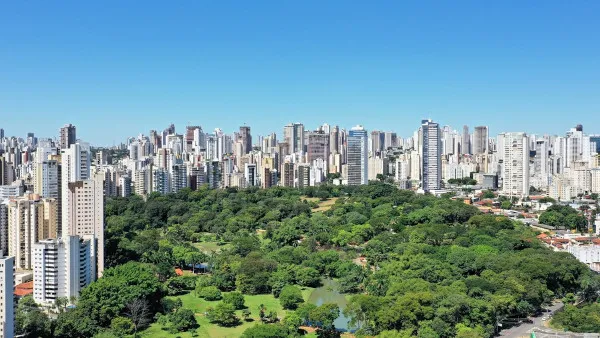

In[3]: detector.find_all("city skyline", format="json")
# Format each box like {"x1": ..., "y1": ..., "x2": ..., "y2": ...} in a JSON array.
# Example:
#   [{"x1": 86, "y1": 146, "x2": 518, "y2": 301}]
[{"x1": 2, "y1": 1, "x2": 600, "y2": 145}]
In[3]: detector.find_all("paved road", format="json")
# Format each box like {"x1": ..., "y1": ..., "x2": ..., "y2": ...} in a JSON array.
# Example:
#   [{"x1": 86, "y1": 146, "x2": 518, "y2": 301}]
[{"x1": 498, "y1": 301, "x2": 564, "y2": 338}]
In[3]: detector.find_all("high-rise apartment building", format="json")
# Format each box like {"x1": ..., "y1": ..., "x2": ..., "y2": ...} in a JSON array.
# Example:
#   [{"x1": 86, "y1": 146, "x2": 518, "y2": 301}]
[
  {"x1": 34, "y1": 160, "x2": 59, "y2": 199},
  {"x1": 0, "y1": 203, "x2": 7, "y2": 256},
  {"x1": 370, "y1": 131, "x2": 385, "y2": 155},
  {"x1": 307, "y1": 131, "x2": 330, "y2": 164},
  {"x1": 347, "y1": 126, "x2": 368, "y2": 185},
  {"x1": 501, "y1": 132, "x2": 530, "y2": 197},
  {"x1": 281, "y1": 162, "x2": 295, "y2": 187},
  {"x1": 329, "y1": 126, "x2": 340, "y2": 154},
  {"x1": 63, "y1": 174, "x2": 104, "y2": 276},
  {"x1": 297, "y1": 164, "x2": 311, "y2": 188},
  {"x1": 33, "y1": 235, "x2": 94, "y2": 306},
  {"x1": 244, "y1": 163, "x2": 257, "y2": 187},
  {"x1": 284, "y1": 123, "x2": 305, "y2": 154},
  {"x1": 473, "y1": 126, "x2": 489, "y2": 155},
  {"x1": 421, "y1": 119, "x2": 442, "y2": 192},
  {"x1": 239, "y1": 126, "x2": 252, "y2": 155},
  {"x1": 59, "y1": 124, "x2": 76, "y2": 150},
  {"x1": 0, "y1": 256, "x2": 14, "y2": 338},
  {"x1": 170, "y1": 164, "x2": 187, "y2": 193}
]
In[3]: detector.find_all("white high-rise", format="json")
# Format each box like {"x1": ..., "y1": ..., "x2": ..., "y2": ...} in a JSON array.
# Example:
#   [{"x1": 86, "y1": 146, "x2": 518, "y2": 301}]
[
  {"x1": 347, "y1": 126, "x2": 368, "y2": 185},
  {"x1": 421, "y1": 119, "x2": 442, "y2": 192},
  {"x1": 33, "y1": 235, "x2": 94, "y2": 306},
  {"x1": 34, "y1": 160, "x2": 59, "y2": 199},
  {"x1": 501, "y1": 132, "x2": 530, "y2": 197},
  {"x1": 0, "y1": 256, "x2": 14, "y2": 338}
]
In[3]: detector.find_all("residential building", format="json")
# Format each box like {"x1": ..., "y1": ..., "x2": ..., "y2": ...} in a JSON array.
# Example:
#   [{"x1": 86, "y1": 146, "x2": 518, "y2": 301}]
[
  {"x1": 33, "y1": 235, "x2": 94, "y2": 306},
  {"x1": 501, "y1": 132, "x2": 530, "y2": 197},
  {"x1": 421, "y1": 119, "x2": 442, "y2": 192},
  {"x1": 0, "y1": 256, "x2": 14, "y2": 338},
  {"x1": 347, "y1": 126, "x2": 368, "y2": 185}
]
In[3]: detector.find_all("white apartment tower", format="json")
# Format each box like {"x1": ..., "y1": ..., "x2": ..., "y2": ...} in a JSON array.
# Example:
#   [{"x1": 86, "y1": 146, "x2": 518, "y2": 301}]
[
  {"x1": 33, "y1": 235, "x2": 94, "y2": 306},
  {"x1": 347, "y1": 126, "x2": 368, "y2": 185},
  {"x1": 421, "y1": 119, "x2": 442, "y2": 192},
  {"x1": 501, "y1": 132, "x2": 530, "y2": 197},
  {"x1": 0, "y1": 256, "x2": 14, "y2": 338}
]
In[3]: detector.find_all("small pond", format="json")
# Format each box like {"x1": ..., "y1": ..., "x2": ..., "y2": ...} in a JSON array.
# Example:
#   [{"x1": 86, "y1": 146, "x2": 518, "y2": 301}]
[{"x1": 308, "y1": 279, "x2": 354, "y2": 331}]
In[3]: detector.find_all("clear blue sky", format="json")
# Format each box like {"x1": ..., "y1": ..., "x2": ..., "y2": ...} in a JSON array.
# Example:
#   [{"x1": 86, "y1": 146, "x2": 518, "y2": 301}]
[{"x1": 1, "y1": 1, "x2": 599, "y2": 145}]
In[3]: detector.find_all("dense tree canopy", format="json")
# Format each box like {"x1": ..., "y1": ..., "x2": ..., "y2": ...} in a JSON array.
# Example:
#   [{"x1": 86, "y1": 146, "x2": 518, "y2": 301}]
[{"x1": 43, "y1": 182, "x2": 599, "y2": 337}]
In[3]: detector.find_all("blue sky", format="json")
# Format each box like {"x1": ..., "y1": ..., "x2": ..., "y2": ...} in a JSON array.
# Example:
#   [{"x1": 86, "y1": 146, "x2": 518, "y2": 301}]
[{"x1": 1, "y1": 1, "x2": 599, "y2": 145}]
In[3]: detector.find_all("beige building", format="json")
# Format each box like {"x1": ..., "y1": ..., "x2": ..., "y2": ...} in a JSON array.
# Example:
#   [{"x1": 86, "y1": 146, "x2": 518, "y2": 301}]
[
  {"x1": 63, "y1": 174, "x2": 104, "y2": 276},
  {"x1": 8, "y1": 195, "x2": 58, "y2": 270}
]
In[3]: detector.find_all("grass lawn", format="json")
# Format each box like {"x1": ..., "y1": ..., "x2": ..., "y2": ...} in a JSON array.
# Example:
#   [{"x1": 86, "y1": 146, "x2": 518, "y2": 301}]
[
  {"x1": 192, "y1": 241, "x2": 231, "y2": 253},
  {"x1": 141, "y1": 287, "x2": 315, "y2": 338},
  {"x1": 302, "y1": 197, "x2": 340, "y2": 213}
]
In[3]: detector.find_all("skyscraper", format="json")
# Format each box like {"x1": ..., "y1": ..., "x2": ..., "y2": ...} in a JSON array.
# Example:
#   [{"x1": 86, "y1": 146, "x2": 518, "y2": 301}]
[
  {"x1": 59, "y1": 124, "x2": 76, "y2": 150},
  {"x1": 347, "y1": 125, "x2": 368, "y2": 185},
  {"x1": 462, "y1": 125, "x2": 470, "y2": 155},
  {"x1": 473, "y1": 126, "x2": 489, "y2": 155},
  {"x1": 284, "y1": 123, "x2": 305, "y2": 154},
  {"x1": 501, "y1": 132, "x2": 530, "y2": 197},
  {"x1": 421, "y1": 119, "x2": 442, "y2": 192},
  {"x1": 239, "y1": 126, "x2": 252, "y2": 154},
  {"x1": 307, "y1": 131, "x2": 330, "y2": 163}
]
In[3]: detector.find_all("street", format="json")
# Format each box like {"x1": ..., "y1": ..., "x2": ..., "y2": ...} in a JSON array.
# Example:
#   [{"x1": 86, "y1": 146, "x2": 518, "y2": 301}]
[{"x1": 498, "y1": 301, "x2": 564, "y2": 338}]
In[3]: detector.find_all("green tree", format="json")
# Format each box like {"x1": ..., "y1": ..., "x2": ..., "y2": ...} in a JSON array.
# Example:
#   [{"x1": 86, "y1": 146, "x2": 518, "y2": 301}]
[
  {"x1": 198, "y1": 286, "x2": 223, "y2": 301},
  {"x1": 223, "y1": 291, "x2": 246, "y2": 310},
  {"x1": 241, "y1": 323, "x2": 293, "y2": 338},
  {"x1": 110, "y1": 317, "x2": 134, "y2": 336},
  {"x1": 279, "y1": 285, "x2": 304, "y2": 310},
  {"x1": 15, "y1": 295, "x2": 51, "y2": 338},
  {"x1": 207, "y1": 302, "x2": 240, "y2": 327},
  {"x1": 169, "y1": 308, "x2": 198, "y2": 332}
]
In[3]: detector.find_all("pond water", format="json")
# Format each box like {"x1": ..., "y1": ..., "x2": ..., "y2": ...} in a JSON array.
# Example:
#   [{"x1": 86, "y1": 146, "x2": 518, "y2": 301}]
[{"x1": 308, "y1": 279, "x2": 353, "y2": 331}]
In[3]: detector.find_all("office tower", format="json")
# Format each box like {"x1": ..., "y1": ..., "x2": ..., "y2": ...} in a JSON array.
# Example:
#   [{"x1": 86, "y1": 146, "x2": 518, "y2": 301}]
[
  {"x1": 63, "y1": 174, "x2": 104, "y2": 276},
  {"x1": 0, "y1": 128, "x2": 3, "y2": 139},
  {"x1": 239, "y1": 126, "x2": 252, "y2": 154},
  {"x1": 461, "y1": 125, "x2": 470, "y2": 155},
  {"x1": 284, "y1": 123, "x2": 305, "y2": 154},
  {"x1": 370, "y1": 131, "x2": 385, "y2": 154},
  {"x1": 473, "y1": 126, "x2": 489, "y2": 154},
  {"x1": 307, "y1": 131, "x2": 330, "y2": 164},
  {"x1": 170, "y1": 164, "x2": 187, "y2": 193},
  {"x1": 282, "y1": 162, "x2": 295, "y2": 187},
  {"x1": 0, "y1": 256, "x2": 14, "y2": 338},
  {"x1": 33, "y1": 235, "x2": 94, "y2": 306},
  {"x1": 501, "y1": 132, "x2": 530, "y2": 197},
  {"x1": 347, "y1": 126, "x2": 368, "y2": 185},
  {"x1": 421, "y1": 119, "x2": 442, "y2": 192},
  {"x1": 297, "y1": 164, "x2": 311, "y2": 188},
  {"x1": 244, "y1": 163, "x2": 257, "y2": 187},
  {"x1": 34, "y1": 160, "x2": 59, "y2": 199},
  {"x1": 59, "y1": 124, "x2": 77, "y2": 149}
]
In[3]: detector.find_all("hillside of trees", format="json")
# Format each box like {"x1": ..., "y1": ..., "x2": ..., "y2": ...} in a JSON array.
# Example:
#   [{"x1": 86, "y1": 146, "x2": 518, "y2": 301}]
[{"x1": 15, "y1": 182, "x2": 600, "y2": 337}]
